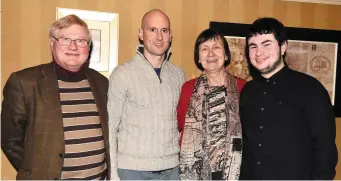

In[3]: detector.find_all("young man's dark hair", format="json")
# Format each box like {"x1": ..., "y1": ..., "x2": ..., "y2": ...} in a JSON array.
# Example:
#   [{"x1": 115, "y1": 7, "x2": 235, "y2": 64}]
[{"x1": 245, "y1": 17, "x2": 288, "y2": 78}]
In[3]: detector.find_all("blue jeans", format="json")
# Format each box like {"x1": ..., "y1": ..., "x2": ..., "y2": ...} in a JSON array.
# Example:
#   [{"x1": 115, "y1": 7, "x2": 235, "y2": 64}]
[{"x1": 117, "y1": 165, "x2": 179, "y2": 180}]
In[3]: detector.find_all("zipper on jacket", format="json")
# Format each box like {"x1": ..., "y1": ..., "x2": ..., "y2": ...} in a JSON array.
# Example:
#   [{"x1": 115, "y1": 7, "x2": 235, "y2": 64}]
[
  {"x1": 158, "y1": 63, "x2": 165, "y2": 84},
  {"x1": 136, "y1": 46, "x2": 169, "y2": 84},
  {"x1": 141, "y1": 54, "x2": 165, "y2": 84}
]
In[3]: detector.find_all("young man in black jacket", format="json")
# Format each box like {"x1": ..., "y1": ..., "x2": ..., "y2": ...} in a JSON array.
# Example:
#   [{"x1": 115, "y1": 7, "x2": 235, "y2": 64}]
[{"x1": 240, "y1": 17, "x2": 338, "y2": 180}]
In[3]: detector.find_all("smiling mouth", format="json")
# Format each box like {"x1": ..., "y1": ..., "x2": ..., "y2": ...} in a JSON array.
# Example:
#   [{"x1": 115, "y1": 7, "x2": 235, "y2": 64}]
[
  {"x1": 155, "y1": 44, "x2": 164, "y2": 47},
  {"x1": 65, "y1": 53, "x2": 80, "y2": 56},
  {"x1": 256, "y1": 57, "x2": 269, "y2": 63},
  {"x1": 206, "y1": 59, "x2": 218, "y2": 63}
]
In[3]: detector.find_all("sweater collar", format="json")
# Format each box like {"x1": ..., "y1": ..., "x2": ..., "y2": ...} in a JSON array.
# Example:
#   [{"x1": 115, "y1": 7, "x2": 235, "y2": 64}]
[
  {"x1": 53, "y1": 60, "x2": 87, "y2": 81},
  {"x1": 136, "y1": 44, "x2": 172, "y2": 62}
]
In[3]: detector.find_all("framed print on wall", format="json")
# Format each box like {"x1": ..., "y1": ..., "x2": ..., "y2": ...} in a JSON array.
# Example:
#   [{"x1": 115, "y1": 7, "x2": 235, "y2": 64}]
[
  {"x1": 210, "y1": 21, "x2": 341, "y2": 117},
  {"x1": 57, "y1": 8, "x2": 119, "y2": 77}
]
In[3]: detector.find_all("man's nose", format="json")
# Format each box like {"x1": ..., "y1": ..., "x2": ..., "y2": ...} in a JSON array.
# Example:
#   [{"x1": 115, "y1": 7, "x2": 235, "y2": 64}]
[
  {"x1": 68, "y1": 40, "x2": 78, "y2": 50},
  {"x1": 156, "y1": 31, "x2": 163, "y2": 40},
  {"x1": 256, "y1": 47, "x2": 264, "y2": 56}
]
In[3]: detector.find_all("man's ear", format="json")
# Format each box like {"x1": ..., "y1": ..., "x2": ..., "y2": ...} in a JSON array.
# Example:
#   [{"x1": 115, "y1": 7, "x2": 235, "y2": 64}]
[
  {"x1": 49, "y1": 38, "x2": 54, "y2": 46},
  {"x1": 281, "y1": 41, "x2": 288, "y2": 56},
  {"x1": 49, "y1": 38, "x2": 55, "y2": 51},
  {"x1": 169, "y1": 30, "x2": 173, "y2": 43},
  {"x1": 89, "y1": 41, "x2": 93, "y2": 52},
  {"x1": 138, "y1": 29, "x2": 144, "y2": 41}
]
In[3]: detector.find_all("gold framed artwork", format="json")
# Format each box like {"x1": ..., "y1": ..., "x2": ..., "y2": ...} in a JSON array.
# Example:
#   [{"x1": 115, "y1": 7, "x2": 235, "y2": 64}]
[
  {"x1": 56, "y1": 8, "x2": 119, "y2": 77},
  {"x1": 280, "y1": 0, "x2": 341, "y2": 5}
]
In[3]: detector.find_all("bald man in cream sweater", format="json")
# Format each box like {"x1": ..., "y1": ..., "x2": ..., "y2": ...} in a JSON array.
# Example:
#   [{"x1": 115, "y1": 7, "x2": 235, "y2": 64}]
[{"x1": 108, "y1": 9, "x2": 185, "y2": 180}]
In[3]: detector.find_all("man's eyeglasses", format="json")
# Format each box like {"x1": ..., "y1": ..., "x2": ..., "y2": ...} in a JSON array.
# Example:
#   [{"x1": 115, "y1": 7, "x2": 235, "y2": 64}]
[{"x1": 52, "y1": 37, "x2": 89, "y2": 48}]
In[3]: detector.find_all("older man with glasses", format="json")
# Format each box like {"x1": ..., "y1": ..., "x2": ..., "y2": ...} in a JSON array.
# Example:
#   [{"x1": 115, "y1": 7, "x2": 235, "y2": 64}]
[{"x1": 1, "y1": 14, "x2": 110, "y2": 180}]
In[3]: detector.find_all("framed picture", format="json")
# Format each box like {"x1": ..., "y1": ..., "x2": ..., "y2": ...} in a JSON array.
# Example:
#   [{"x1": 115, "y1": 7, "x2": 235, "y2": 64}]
[
  {"x1": 210, "y1": 21, "x2": 341, "y2": 117},
  {"x1": 57, "y1": 8, "x2": 119, "y2": 77}
]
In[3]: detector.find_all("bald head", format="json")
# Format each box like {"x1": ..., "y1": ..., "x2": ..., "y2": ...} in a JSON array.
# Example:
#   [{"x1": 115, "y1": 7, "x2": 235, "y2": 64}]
[
  {"x1": 141, "y1": 9, "x2": 170, "y2": 29},
  {"x1": 138, "y1": 9, "x2": 172, "y2": 62}
]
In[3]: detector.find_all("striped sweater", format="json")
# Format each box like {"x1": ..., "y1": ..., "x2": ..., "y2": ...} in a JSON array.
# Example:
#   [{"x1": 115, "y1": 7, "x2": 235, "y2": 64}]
[{"x1": 57, "y1": 73, "x2": 107, "y2": 180}]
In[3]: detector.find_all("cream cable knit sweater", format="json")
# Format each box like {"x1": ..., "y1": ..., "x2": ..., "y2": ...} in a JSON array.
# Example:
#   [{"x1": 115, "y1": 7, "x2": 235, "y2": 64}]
[{"x1": 108, "y1": 47, "x2": 185, "y2": 180}]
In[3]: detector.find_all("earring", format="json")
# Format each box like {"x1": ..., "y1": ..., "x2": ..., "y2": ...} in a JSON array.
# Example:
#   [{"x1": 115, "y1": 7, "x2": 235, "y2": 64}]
[{"x1": 225, "y1": 56, "x2": 228, "y2": 62}]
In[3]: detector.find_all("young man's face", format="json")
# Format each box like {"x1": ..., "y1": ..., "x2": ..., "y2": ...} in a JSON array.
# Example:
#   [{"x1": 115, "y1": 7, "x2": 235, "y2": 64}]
[
  {"x1": 138, "y1": 11, "x2": 172, "y2": 60},
  {"x1": 248, "y1": 33, "x2": 287, "y2": 78}
]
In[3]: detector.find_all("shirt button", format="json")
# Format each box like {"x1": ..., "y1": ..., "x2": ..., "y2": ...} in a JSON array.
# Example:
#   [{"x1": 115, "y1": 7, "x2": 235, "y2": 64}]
[
  {"x1": 261, "y1": 108, "x2": 264, "y2": 111},
  {"x1": 273, "y1": 81, "x2": 276, "y2": 84},
  {"x1": 264, "y1": 92, "x2": 267, "y2": 95},
  {"x1": 266, "y1": 80, "x2": 269, "y2": 82},
  {"x1": 260, "y1": 126, "x2": 263, "y2": 129},
  {"x1": 258, "y1": 144, "x2": 262, "y2": 147},
  {"x1": 257, "y1": 162, "x2": 261, "y2": 165}
]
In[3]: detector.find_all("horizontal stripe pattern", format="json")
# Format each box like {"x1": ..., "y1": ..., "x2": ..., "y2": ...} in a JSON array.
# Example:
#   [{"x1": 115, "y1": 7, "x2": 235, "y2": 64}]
[
  {"x1": 64, "y1": 124, "x2": 102, "y2": 132},
  {"x1": 64, "y1": 148, "x2": 106, "y2": 158},
  {"x1": 65, "y1": 141, "x2": 106, "y2": 154},
  {"x1": 58, "y1": 79, "x2": 107, "y2": 180},
  {"x1": 65, "y1": 135, "x2": 103, "y2": 145},
  {"x1": 62, "y1": 117, "x2": 103, "y2": 127},
  {"x1": 63, "y1": 153, "x2": 105, "y2": 166},
  {"x1": 62, "y1": 159, "x2": 106, "y2": 171},
  {"x1": 61, "y1": 104, "x2": 99, "y2": 113},
  {"x1": 59, "y1": 87, "x2": 92, "y2": 93},
  {"x1": 61, "y1": 163, "x2": 107, "y2": 180},
  {"x1": 62, "y1": 111, "x2": 99, "y2": 118},
  {"x1": 61, "y1": 99, "x2": 95, "y2": 105},
  {"x1": 62, "y1": 168, "x2": 107, "y2": 180},
  {"x1": 60, "y1": 92, "x2": 96, "y2": 101},
  {"x1": 58, "y1": 79, "x2": 92, "y2": 88},
  {"x1": 64, "y1": 130, "x2": 103, "y2": 141}
]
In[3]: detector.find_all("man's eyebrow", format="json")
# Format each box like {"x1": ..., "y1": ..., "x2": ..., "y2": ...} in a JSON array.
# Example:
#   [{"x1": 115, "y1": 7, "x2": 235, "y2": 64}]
[
  {"x1": 261, "y1": 40, "x2": 272, "y2": 44},
  {"x1": 249, "y1": 42, "x2": 257, "y2": 47},
  {"x1": 249, "y1": 40, "x2": 273, "y2": 47}
]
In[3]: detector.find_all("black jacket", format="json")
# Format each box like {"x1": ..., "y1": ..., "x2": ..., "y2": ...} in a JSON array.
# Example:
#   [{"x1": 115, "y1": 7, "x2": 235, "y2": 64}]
[{"x1": 239, "y1": 66, "x2": 338, "y2": 180}]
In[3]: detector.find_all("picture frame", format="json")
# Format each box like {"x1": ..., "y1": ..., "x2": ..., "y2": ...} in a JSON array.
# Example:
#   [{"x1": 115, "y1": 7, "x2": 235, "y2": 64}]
[
  {"x1": 210, "y1": 21, "x2": 341, "y2": 117},
  {"x1": 57, "y1": 8, "x2": 119, "y2": 77},
  {"x1": 281, "y1": 0, "x2": 341, "y2": 5}
]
